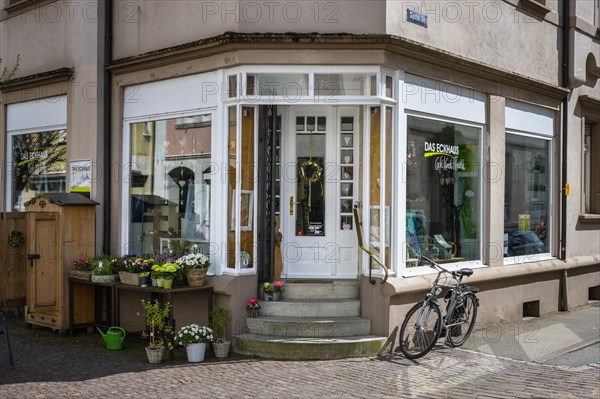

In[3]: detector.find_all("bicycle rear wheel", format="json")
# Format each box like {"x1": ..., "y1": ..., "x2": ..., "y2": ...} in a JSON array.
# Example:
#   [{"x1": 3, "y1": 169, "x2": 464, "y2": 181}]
[
  {"x1": 399, "y1": 300, "x2": 442, "y2": 359},
  {"x1": 445, "y1": 293, "x2": 478, "y2": 347}
]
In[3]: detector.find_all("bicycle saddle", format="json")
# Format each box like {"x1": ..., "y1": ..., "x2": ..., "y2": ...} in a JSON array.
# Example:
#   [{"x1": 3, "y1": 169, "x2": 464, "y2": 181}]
[{"x1": 455, "y1": 268, "x2": 473, "y2": 277}]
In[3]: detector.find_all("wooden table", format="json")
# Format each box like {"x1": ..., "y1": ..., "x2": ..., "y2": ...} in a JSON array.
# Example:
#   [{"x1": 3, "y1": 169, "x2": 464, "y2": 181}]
[
  {"x1": 113, "y1": 283, "x2": 213, "y2": 359},
  {"x1": 113, "y1": 283, "x2": 213, "y2": 327},
  {"x1": 68, "y1": 278, "x2": 117, "y2": 336}
]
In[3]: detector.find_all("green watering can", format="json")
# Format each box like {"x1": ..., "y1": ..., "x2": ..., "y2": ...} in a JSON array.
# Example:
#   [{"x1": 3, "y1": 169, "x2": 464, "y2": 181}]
[{"x1": 97, "y1": 326, "x2": 126, "y2": 350}]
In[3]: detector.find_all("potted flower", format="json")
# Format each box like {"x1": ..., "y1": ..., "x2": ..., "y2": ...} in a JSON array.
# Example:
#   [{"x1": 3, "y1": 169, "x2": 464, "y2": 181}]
[
  {"x1": 177, "y1": 253, "x2": 210, "y2": 287},
  {"x1": 261, "y1": 283, "x2": 275, "y2": 301},
  {"x1": 70, "y1": 258, "x2": 93, "y2": 281},
  {"x1": 175, "y1": 324, "x2": 213, "y2": 362},
  {"x1": 138, "y1": 299, "x2": 173, "y2": 364},
  {"x1": 160, "y1": 263, "x2": 180, "y2": 289},
  {"x1": 138, "y1": 271, "x2": 150, "y2": 287},
  {"x1": 209, "y1": 308, "x2": 231, "y2": 358},
  {"x1": 247, "y1": 297, "x2": 261, "y2": 318},
  {"x1": 119, "y1": 256, "x2": 153, "y2": 286},
  {"x1": 91, "y1": 257, "x2": 119, "y2": 283},
  {"x1": 273, "y1": 280, "x2": 285, "y2": 301}
]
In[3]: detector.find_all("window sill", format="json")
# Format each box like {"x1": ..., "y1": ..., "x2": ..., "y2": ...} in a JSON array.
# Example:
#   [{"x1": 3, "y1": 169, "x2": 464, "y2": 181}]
[
  {"x1": 518, "y1": 0, "x2": 551, "y2": 18},
  {"x1": 578, "y1": 214, "x2": 600, "y2": 225}
]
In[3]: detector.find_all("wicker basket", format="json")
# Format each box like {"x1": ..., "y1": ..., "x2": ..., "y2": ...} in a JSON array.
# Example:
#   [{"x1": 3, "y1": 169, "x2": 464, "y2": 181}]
[
  {"x1": 69, "y1": 269, "x2": 92, "y2": 281},
  {"x1": 186, "y1": 268, "x2": 208, "y2": 287},
  {"x1": 91, "y1": 274, "x2": 119, "y2": 283},
  {"x1": 118, "y1": 271, "x2": 140, "y2": 286}
]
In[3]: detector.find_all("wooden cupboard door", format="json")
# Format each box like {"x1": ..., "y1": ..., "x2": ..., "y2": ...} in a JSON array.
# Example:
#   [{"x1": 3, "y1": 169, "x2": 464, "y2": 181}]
[{"x1": 27, "y1": 212, "x2": 59, "y2": 314}]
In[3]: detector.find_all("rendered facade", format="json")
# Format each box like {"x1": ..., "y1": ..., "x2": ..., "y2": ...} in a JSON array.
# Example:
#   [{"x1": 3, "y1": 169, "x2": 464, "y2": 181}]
[{"x1": 1, "y1": 0, "x2": 599, "y2": 354}]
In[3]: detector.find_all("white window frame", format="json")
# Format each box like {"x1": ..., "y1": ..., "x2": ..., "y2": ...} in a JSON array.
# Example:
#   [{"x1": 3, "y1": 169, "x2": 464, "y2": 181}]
[{"x1": 503, "y1": 130, "x2": 555, "y2": 265}]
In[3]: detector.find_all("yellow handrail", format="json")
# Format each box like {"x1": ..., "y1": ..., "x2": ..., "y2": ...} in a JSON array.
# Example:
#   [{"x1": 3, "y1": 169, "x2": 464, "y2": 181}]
[{"x1": 353, "y1": 203, "x2": 389, "y2": 284}]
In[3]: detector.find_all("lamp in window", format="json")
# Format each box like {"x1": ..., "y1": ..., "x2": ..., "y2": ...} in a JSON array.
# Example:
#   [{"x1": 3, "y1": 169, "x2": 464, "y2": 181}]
[
  {"x1": 142, "y1": 121, "x2": 153, "y2": 140},
  {"x1": 202, "y1": 167, "x2": 212, "y2": 185}
]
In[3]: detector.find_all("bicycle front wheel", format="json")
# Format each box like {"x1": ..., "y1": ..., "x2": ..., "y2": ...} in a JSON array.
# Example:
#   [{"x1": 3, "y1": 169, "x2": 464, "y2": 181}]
[
  {"x1": 446, "y1": 293, "x2": 478, "y2": 347},
  {"x1": 399, "y1": 300, "x2": 442, "y2": 359}
]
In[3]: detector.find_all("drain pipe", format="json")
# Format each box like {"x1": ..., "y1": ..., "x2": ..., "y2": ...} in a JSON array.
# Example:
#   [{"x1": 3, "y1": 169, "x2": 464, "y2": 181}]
[
  {"x1": 102, "y1": 0, "x2": 113, "y2": 256},
  {"x1": 559, "y1": 0, "x2": 570, "y2": 310},
  {"x1": 559, "y1": 0, "x2": 570, "y2": 262}
]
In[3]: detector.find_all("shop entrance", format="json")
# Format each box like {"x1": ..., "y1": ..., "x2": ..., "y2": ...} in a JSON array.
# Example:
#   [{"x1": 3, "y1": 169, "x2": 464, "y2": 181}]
[{"x1": 280, "y1": 106, "x2": 359, "y2": 279}]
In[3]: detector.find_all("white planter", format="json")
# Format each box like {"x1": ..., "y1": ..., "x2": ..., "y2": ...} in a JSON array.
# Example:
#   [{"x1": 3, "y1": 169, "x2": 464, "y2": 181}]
[{"x1": 186, "y1": 342, "x2": 206, "y2": 363}]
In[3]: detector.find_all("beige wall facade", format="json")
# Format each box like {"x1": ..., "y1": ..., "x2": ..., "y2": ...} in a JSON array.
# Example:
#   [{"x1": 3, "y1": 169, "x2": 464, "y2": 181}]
[{"x1": 1, "y1": 0, "x2": 599, "y2": 340}]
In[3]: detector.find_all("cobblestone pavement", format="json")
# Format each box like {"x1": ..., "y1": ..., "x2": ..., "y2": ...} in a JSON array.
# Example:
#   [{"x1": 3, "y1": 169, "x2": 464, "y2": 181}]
[{"x1": 1, "y1": 316, "x2": 599, "y2": 399}]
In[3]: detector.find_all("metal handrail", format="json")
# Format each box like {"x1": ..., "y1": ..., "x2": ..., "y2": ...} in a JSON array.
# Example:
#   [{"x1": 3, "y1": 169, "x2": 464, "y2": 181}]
[{"x1": 353, "y1": 203, "x2": 389, "y2": 285}]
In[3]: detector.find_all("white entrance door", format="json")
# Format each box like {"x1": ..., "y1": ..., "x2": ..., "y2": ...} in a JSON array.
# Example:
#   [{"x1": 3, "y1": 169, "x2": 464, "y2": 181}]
[{"x1": 281, "y1": 106, "x2": 359, "y2": 279}]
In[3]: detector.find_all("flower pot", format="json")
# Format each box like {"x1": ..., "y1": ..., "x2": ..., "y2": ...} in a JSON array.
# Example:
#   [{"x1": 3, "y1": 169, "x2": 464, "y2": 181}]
[
  {"x1": 272, "y1": 292, "x2": 281, "y2": 301},
  {"x1": 156, "y1": 277, "x2": 164, "y2": 288},
  {"x1": 92, "y1": 274, "x2": 119, "y2": 283},
  {"x1": 185, "y1": 342, "x2": 206, "y2": 362},
  {"x1": 213, "y1": 340, "x2": 230, "y2": 358},
  {"x1": 163, "y1": 278, "x2": 174, "y2": 290},
  {"x1": 186, "y1": 268, "x2": 208, "y2": 287},
  {"x1": 145, "y1": 346, "x2": 164, "y2": 364},
  {"x1": 139, "y1": 276, "x2": 150, "y2": 287},
  {"x1": 151, "y1": 277, "x2": 157, "y2": 287},
  {"x1": 248, "y1": 309, "x2": 259, "y2": 318},
  {"x1": 261, "y1": 292, "x2": 275, "y2": 301}
]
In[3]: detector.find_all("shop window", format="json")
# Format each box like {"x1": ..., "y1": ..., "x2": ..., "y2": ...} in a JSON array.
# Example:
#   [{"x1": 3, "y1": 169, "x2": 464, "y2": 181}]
[
  {"x1": 583, "y1": 123, "x2": 600, "y2": 214},
  {"x1": 11, "y1": 129, "x2": 67, "y2": 211},
  {"x1": 504, "y1": 133, "x2": 551, "y2": 259},
  {"x1": 128, "y1": 115, "x2": 212, "y2": 257},
  {"x1": 226, "y1": 106, "x2": 257, "y2": 270},
  {"x1": 314, "y1": 74, "x2": 370, "y2": 96},
  {"x1": 253, "y1": 74, "x2": 308, "y2": 97},
  {"x1": 405, "y1": 116, "x2": 481, "y2": 267}
]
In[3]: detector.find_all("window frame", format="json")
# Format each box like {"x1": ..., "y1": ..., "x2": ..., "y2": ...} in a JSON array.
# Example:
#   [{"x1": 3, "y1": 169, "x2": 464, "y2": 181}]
[
  {"x1": 400, "y1": 112, "x2": 486, "y2": 277},
  {"x1": 503, "y1": 130, "x2": 555, "y2": 265}
]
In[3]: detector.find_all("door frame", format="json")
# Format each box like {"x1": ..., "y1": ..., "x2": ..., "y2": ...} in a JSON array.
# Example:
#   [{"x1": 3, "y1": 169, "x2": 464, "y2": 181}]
[{"x1": 280, "y1": 105, "x2": 360, "y2": 279}]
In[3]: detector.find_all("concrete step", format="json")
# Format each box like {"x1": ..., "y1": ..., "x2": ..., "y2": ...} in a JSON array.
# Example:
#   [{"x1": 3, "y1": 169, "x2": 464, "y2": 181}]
[
  {"x1": 247, "y1": 316, "x2": 371, "y2": 338},
  {"x1": 259, "y1": 299, "x2": 360, "y2": 318},
  {"x1": 233, "y1": 333, "x2": 386, "y2": 360},
  {"x1": 282, "y1": 281, "x2": 359, "y2": 300}
]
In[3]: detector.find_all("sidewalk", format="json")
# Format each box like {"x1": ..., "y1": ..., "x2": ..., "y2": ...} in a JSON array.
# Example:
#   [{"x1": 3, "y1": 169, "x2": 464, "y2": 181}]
[
  {"x1": 1, "y1": 305, "x2": 599, "y2": 398},
  {"x1": 461, "y1": 302, "x2": 600, "y2": 367}
]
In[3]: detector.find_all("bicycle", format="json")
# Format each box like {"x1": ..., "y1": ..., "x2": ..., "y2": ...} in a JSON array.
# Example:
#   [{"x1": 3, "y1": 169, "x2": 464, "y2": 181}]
[{"x1": 398, "y1": 255, "x2": 479, "y2": 360}]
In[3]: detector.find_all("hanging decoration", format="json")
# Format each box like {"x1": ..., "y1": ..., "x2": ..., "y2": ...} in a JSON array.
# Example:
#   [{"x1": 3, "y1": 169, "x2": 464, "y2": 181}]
[{"x1": 8, "y1": 230, "x2": 26, "y2": 248}]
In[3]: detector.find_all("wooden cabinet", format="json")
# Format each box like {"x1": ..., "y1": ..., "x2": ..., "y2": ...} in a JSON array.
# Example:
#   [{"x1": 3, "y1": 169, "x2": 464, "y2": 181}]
[{"x1": 24, "y1": 193, "x2": 97, "y2": 333}]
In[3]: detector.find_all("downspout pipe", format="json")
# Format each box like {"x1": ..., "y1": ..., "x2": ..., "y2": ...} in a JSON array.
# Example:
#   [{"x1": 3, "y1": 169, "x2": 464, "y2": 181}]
[
  {"x1": 102, "y1": 0, "x2": 113, "y2": 256},
  {"x1": 560, "y1": 0, "x2": 569, "y2": 262},
  {"x1": 559, "y1": 0, "x2": 570, "y2": 311}
]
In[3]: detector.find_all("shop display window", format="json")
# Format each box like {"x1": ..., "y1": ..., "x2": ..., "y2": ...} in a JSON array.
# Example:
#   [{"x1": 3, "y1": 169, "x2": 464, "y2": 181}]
[{"x1": 405, "y1": 116, "x2": 481, "y2": 266}]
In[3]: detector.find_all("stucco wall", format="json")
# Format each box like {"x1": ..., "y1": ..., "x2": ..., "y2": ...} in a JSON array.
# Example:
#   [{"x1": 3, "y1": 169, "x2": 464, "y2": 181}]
[{"x1": 385, "y1": 0, "x2": 561, "y2": 86}]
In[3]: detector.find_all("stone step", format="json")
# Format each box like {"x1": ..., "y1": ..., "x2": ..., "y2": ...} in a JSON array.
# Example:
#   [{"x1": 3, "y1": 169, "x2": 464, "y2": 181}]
[
  {"x1": 247, "y1": 316, "x2": 371, "y2": 338},
  {"x1": 259, "y1": 299, "x2": 360, "y2": 318},
  {"x1": 282, "y1": 281, "x2": 359, "y2": 300},
  {"x1": 233, "y1": 333, "x2": 386, "y2": 360}
]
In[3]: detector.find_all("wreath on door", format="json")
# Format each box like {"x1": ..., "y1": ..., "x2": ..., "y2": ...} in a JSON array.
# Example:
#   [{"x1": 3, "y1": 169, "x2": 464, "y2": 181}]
[
  {"x1": 8, "y1": 230, "x2": 26, "y2": 248},
  {"x1": 300, "y1": 159, "x2": 323, "y2": 185}
]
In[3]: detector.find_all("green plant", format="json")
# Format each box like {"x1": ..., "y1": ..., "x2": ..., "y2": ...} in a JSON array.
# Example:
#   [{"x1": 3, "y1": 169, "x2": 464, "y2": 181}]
[
  {"x1": 209, "y1": 308, "x2": 231, "y2": 341},
  {"x1": 175, "y1": 324, "x2": 213, "y2": 346},
  {"x1": 91, "y1": 257, "x2": 115, "y2": 276},
  {"x1": 138, "y1": 299, "x2": 173, "y2": 350},
  {"x1": 261, "y1": 283, "x2": 274, "y2": 293},
  {"x1": 72, "y1": 258, "x2": 93, "y2": 272},
  {"x1": 139, "y1": 271, "x2": 150, "y2": 278}
]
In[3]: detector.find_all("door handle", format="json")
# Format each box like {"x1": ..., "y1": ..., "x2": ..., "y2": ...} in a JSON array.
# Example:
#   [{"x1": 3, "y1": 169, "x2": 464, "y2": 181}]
[
  {"x1": 28, "y1": 254, "x2": 40, "y2": 267},
  {"x1": 289, "y1": 196, "x2": 299, "y2": 216}
]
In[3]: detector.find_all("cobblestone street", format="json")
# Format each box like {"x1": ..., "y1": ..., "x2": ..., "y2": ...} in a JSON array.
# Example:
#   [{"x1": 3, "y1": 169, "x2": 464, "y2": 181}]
[{"x1": 1, "y1": 316, "x2": 598, "y2": 399}]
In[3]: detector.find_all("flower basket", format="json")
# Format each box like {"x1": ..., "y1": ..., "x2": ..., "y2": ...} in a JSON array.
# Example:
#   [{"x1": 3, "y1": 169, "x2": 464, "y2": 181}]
[
  {"x1": 145, "y1": 346, "x2": 164, "y2": 364},
  {"x1": 213, "y1": 340, "x2": 230, "y2": 358},
  {"x1": 91, "y1": 274, "x2": 119, "y2": 283},
  {"x1": 69, "y1": 269, "x2": 92, "y2": 281},
  {"x1": 118, "y1": 271, "x2": 140, "y2": 286},
  {"x1": 186, "y1": 268, "x2": 208, "y2": 287}
]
